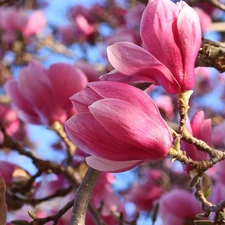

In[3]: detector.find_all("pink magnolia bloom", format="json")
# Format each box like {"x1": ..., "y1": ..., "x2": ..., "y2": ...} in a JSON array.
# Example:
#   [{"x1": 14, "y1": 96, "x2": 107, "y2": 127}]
[
  {"x1": 65, "y1": 81, "x2": 173, "y2": 172},
  {"x1": 91, "y1": 173, "x2": 125, "y2": 216},
  {"x1": 155, "y1": 95, "x2": 174, "y2": 120},
  {"x1": 22, "y1": 11, "x2": 46, "y2": 37},
  {"x1": 159, "y1": 189, "x2": 202, "y2": 225},
  {"x1": 181, "y1": 110, "x2": 211, "y2": 173},
  {"x1": 212, "y1": 121, "x2": 225, "y2": 148},
  {"x1": 76, "y1": 61, "x2": 100, "y2": 81},
  {"x1": 0, "y1": 104, "x2": 20, "y2": 143},
  {"x1": 0, "y1": 8, "x2": 45, "y2": 40},
  {"x1": 102, "y1": 0, "x2": 202, "y2": 94},
  {"x1": 122, "y1": 180, "x2": 164, "y2": 212},
  {"x1": 193, "y1": 7, "x2": 212, "y2": 33},
  {"x1": 0, "y1": 8, "x2": 28, "y2": 32},
  {"x1": 5, "y1": 61, "x2": 88, "y2": 125}
]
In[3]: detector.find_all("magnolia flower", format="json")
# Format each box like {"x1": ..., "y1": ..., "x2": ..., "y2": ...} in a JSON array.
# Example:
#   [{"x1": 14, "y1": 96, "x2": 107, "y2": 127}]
[
  {"x1": 159, "y1": 189, "x2": 202, "y2": 225},
  {"x1": 65, "y1": 81, "x2": 172, "y2": 172},
  {"x1": 102, "y1": 0, "x2": 202, "y2": 94},
  {"x1": 181, "y1": 110, "x2": 211, "y2": 173},
  {"x1": 5, "y1": 61, "x2": 88, "y2": 125}
]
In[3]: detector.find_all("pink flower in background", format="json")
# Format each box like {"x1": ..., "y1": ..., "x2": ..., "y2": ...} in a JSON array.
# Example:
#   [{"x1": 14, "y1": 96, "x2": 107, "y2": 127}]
[
  {"x1": 181, "y1": 110, "x2": 211, "y2": 173},
  {"x1": 5, "y1": 61, "x2": 88, "y2": 125},
  {"x1": 102, "y1": 0, "x2": 202, "y2": 94},
  {"x1": 193, "y1": 7, "x2": 212, "y2": 32},
  {"x1": 159, "y1": 189, "x2": 202, "y2": 225},
  {"x1": 91, "y1": 173, "x2": 125, "y2": 216},
  {"x1": 155, "y1": 95, "x2": 174, "y2": 120},
  {"x1": 0, "y1": 161, "x2": 16, "y2": 184},
  {"x1": 122, "y1": 180, "x2": 164, "y2": 212},
  {"x1": 65, "y1": 81, "x2": 172, "y2": 172},
  {"x1": 76, "y1": 61, "x2": 100, "y2": 81},
  {"x1": 124, "y1": 3, "x2": 145, "y2": 30},
  {"x1": 0, "y1": 8, "x2": 28, "y2": 32},
  {"x1": 0, "y1": 104, "x2": 20, "y2": 143},
  {"x1": 22, "y1": 11, "x2": 46, "y2": 37},
  {"x1": 85, "y1": 173, "x2": 126, "y2": 225},
  {"x1": 0, "y1": 8, "x2": 46, "y2": 42},
  {"x1": 212, "y1": 121, "x2": 225, "y2": 148}
]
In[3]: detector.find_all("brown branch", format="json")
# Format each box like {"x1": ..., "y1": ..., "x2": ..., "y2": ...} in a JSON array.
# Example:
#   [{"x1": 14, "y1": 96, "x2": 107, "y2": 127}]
[
  {"x1": 29, "y1": 198, "x2": 75, "y2": 225},
  {"x1": 70, "y1": 167, "x2": 100, "y2": 225},
  {"x1": 7, "y1": 186, "x2": 74, "y2": 207},
  {"x1": 196, "y1": 38, "x2": 225, "y2": 73},
  {"x1": 49, "y1": 121, "x2": 76, "y2": 165},
  {"x1": 0, "y1": 127, "x2": 81, "y2": 185},
  {"x1": 88, "y1": 203, "x2": 107, "y2": 225}
]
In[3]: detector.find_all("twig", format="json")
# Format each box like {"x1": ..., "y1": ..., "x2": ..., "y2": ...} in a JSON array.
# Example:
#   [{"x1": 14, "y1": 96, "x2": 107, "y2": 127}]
[
  {"x1": 31, "y1": 198, "x2": 75, "y2": 225},
  {"x1": 0, "y1": 126, "x2": 81, "y2": 185},
  {"x1": 49, "y1": 121, "x2": 76, "y2": 165},
  {"x1": 88, "y1": 202, "x2": 107, "y2": 225}
]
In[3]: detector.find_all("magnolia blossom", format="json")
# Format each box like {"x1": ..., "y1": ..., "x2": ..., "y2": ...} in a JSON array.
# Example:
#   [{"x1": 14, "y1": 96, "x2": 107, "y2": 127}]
[
  {"x1": 122, "y1": 181, "x2": 164, "y2": 212},
  {"x1": 0, "y1": 8, "x2": 46, "y2": 43},
  {"x1": 181, "y1": 111, "x2": 211, "y2": 173},
  {"x1": 102, "y1": 0, "x2": 202, "y2": 94},
  {"x1": 65, "y1": 81, "x2": 172, "y2": 172},
  {"x1": 5, "y1": 61, "x2": 88, "y2": 125},
  {"x1": 159, "y1": 189, "x2": 202, "y2": 225}
]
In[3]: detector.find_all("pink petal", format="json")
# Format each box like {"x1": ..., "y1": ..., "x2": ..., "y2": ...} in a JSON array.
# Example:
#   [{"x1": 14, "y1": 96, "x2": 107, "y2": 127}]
[
  {"x1": 200, "y1": 119, "x2": 211, "y2": 146},
  {"x1": 65, "y1": 113, "x2": 153, "y2": 161},
  {"x1": 89, "y1": 81, "x2": 161, "y2": 118},
  {"x1": 107, "y1": 42, "x2": 181, "y2": 94},
  {"x1": 101, "y1": 70, "x2": 155, "y2": 84},
  {"x1": 70, "y1": 87, "x2": 103, "y2": 113},
  {"x1": 86, "y1": 156, "x2": 144, "y2": 172},
  {"x1": 47, "y1": 63, "x2": 88, "y2": 109},
  {"x1": 140, "y1": 0, "x2": 183, "y2": 78},
  {"x1": 90, "y1": 99, "x2": 171, "y2": 159},
  {"x1": 190, "y1": 110, "x2": 205, "y2": 138},
  {"x1": 5, "y1": 80, "x2": 41, "y2": 124},
  {"x1": 177, "y1": 3, "x2": 202, "y2": 90}
]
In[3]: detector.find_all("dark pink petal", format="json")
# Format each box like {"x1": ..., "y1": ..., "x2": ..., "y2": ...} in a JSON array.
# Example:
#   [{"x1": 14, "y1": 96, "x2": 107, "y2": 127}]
[
  {"x1": 90, "y1": 99, "x2": 172, "y2": 159},
  {"x1": 140, "y1": 0, "x2": 183, "y2": 78},
  {"x1": 177, "y1": 3, "x2": 202, "y2": 90},
  {"x1": 86, "y1": 156, "x2": 144, "y2": 172},
  {"x1": 65, "y1": 113, "x2": 153, "y2": 161}
]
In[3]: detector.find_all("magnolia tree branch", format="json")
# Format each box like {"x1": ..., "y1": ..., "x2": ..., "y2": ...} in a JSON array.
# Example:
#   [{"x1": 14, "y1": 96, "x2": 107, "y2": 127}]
[
  {"x1": 49, "y1": 121, "x2": 77, "y2": 165},
  {"x1": 0, "y1": 126, "x2": 82, "y2": 185},
  {"x1": 196, "y1": 38, "x2": 225, "y2": 72},
  {"x1": 70, "y1": 167, "x2": 101, "y2": 225}
]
